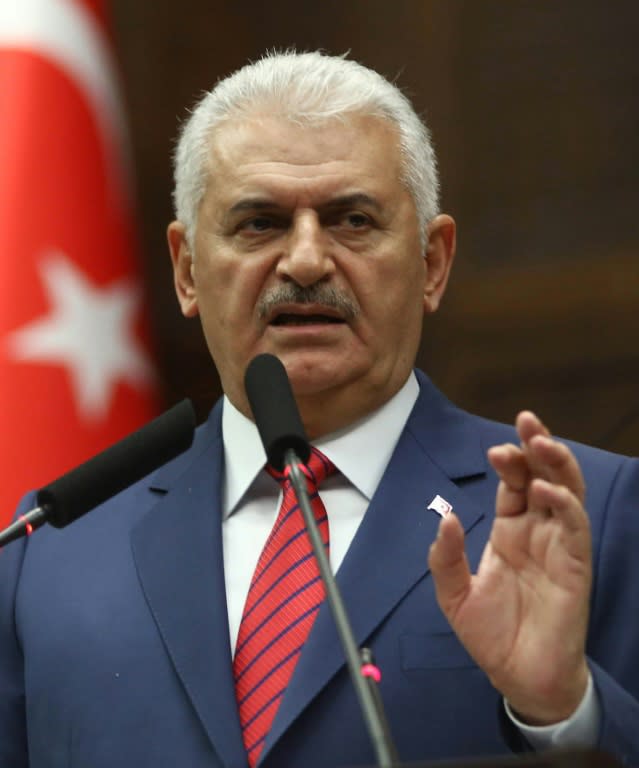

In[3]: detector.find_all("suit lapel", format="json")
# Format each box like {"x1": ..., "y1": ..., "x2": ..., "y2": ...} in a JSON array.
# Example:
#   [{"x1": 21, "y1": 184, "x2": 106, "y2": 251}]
[
  {"x1": 127, "y1": 375, "x2": 497, "y2": 766},
  {"x1": 262, "y1": 373, "x2": 492, "y2": 759},
  {"x1": 130, "y1": 405, "x2": 247, "y2": 768}
]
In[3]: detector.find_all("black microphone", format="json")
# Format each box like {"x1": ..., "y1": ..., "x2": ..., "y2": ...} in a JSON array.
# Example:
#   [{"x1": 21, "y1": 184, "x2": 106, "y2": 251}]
[
  {"x1": 244, "y1": 353, "x2": 310, "y2": 471},
  {"x1": 244, "y1": 353, "x2": 399, "y2": 768},
  {"x1": 0, "y1": 399, "x2": 196, "y2": 547}
]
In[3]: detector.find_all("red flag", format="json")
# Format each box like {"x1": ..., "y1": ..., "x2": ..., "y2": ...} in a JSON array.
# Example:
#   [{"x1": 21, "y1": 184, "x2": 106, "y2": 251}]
[{"x1": 0, "y1": 0, "x2": 160, "y2": 524}]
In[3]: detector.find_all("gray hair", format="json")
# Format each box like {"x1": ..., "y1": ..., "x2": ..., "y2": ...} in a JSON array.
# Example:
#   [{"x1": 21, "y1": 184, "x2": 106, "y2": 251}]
[{"x1": 172, "y1": 50, "x2": 440, "y2": 249}]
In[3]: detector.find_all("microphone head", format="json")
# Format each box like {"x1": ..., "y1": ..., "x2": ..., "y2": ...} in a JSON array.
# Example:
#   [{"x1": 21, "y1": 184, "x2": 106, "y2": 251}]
[
  {"x1": 37, "y1": 399, "x2": 196, "y2": 528},
  {"x1": 244, "y1": 354, "x2": 310, "y2": 471}
]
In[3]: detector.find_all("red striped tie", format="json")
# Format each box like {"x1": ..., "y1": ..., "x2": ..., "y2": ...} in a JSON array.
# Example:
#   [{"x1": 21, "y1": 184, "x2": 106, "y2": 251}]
[{"x1": 233, "y1": 447, "x2": 335, "y2": 767}]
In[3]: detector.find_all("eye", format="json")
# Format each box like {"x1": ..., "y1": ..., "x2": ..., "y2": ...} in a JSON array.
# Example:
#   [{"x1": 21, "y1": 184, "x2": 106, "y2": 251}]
[
  {"x1": 240, "y1": 215, "x2": 277, "y2": 233},
  {"x1": 335, "y1": 211, "x2": 373, "y2": 230},
  {"x1": 346, "y1": 212, "x2": 370, "y2": 227}
]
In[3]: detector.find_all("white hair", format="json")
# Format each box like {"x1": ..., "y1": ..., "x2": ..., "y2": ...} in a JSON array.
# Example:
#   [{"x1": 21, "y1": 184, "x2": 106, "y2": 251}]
[{"x1": 172, "y1": 50, "x2": 440, "y2": 248}]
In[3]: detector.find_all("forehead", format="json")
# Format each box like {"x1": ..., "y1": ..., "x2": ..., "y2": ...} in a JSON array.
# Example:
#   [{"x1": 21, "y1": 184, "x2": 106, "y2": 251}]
[{"x1": 203, "y1": 114, "x2": 406, "y2": 208}]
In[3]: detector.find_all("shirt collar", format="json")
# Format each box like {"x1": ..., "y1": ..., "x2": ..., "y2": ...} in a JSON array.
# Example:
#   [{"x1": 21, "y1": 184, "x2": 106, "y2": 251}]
[{"x1": 221, "y1": 371, "x2": 419, "y2": 518}]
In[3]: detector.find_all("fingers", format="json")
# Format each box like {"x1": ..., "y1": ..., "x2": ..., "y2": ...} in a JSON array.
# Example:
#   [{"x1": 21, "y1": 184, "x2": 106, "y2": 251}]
[
  {"x1": 488, "y1": 412, "x2": 586, "y2": 507},
  {"x1": 528, "y1": 477, "x2": 590, "y2": 536},
  {"x1": 515, "y1": 410, "x2": 551, "y2": 444},
  {"x1": 488, "y1": 444, "x2": 530, "y2": 517},
  {"x1": 517, "y1": 412, "x2": 586, "y2": 501},
  {"x1": 428, "y1": 514, "x2": 472, "y2": 617}
]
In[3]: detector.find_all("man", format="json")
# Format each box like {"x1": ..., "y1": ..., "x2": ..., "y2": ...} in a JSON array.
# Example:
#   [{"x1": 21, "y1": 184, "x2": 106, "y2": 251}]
[{"x1": 1, "y1": 50, "x2": 638, "y2": 768}]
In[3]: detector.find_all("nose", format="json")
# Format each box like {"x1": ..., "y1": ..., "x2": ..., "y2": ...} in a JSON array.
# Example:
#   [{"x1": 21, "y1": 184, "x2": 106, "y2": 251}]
[{"x1": 275, "y1": 211, "x2": 334, "y2": 287}]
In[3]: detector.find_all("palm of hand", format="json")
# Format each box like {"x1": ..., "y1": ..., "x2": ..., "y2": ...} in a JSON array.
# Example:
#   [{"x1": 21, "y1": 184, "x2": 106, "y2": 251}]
[{"x1": 429, "y1": 412, "x2": 592, "y2": 723}]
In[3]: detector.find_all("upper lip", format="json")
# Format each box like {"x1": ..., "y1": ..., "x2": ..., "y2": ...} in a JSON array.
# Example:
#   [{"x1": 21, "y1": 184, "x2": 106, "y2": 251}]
[{"x1": 265, "y1": 303, "x2": 345, "y2": 324}]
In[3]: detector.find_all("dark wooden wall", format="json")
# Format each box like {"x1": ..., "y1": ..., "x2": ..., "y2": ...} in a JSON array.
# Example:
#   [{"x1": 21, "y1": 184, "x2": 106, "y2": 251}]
[{"x1": 110, "y1": 0, "x2": 639, "y2": 455}]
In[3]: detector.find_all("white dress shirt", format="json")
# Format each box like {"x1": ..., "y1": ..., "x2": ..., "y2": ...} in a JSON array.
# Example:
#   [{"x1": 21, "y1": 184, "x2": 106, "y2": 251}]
[
  {"x1": 222, "y1": 373, "x2": 420, "y2": 653},
  {"x1": 220, "y1": 371, "x2": 598, "y2": 748}
]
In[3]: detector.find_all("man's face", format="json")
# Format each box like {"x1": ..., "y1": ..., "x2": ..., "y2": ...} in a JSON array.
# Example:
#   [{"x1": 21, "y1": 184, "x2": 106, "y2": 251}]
[{"x1": 169, "y1": 114, "x2": 454, "y2": 437}]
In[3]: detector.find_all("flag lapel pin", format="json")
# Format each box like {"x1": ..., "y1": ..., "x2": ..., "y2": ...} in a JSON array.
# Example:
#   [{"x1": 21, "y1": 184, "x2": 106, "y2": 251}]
[{"x1": 427, "y1": 494, "x2": 453, "y2": 518}]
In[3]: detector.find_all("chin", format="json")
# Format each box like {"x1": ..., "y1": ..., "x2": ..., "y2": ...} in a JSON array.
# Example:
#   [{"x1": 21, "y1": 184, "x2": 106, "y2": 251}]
[
  {"x1": 286, "y1": 364, "x2": 350, "y2": 397},
  {"x1": 271, "y1": 347, "x2": 370, "y2": 396}
]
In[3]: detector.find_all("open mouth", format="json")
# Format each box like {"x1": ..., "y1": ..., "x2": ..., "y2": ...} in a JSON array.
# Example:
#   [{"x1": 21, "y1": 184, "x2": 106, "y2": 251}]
[{"x1": 271, "y1": 313, "x2": 345, "y2": 326}]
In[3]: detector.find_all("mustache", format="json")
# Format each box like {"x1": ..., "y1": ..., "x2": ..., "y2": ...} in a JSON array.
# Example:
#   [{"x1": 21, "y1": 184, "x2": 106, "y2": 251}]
[{"x1": 257, "y1": 284, "x2": 359, "y2": 321}]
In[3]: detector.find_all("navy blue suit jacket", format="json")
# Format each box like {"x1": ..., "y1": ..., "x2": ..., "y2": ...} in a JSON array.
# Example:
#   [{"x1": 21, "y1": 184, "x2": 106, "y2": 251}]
[{"x1": 1, "y1": 371, "x2": 638, "y2": 767}]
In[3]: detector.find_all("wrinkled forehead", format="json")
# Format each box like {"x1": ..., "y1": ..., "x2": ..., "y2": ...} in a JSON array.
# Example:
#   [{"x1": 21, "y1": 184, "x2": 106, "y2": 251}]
[{"x1": 204, "y1": 113, "x2": 405, "y2": 191}]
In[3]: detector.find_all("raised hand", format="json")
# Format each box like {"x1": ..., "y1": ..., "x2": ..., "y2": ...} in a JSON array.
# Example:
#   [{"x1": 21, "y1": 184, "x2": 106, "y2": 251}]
[{"x1": 428, "y1": 411, "x2": 592, "y2": 724}]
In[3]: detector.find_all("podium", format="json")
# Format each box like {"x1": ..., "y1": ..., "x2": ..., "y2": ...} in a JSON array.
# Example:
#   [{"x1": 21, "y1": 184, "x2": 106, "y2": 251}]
[{"x1": 348, "y1": 750, "x2": 622, "y2": 768}]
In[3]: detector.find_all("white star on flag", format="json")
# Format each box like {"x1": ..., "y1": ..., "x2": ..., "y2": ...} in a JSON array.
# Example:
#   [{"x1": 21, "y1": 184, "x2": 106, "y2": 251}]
[
  {"x1": 6, "y1": 252, "x2": 154, "y2": 421},
  {"x1": 0, "y1": 0, "x2": 160, "y2": 521},
  {"x1": 427, "y1": 494, "x2": 453, "y2": 518}
]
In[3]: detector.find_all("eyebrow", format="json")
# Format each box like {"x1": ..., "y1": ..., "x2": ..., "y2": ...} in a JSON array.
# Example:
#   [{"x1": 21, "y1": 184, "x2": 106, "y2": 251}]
[
  {"x1": 227, "y1": 192, "x2": 383, "y2": 216},
  {"x1": 323, "y1": 193, "x2": 383, "y2": 213},
  {"x1": 228, "y1": 198, "x2": 276, "y2": 215}
]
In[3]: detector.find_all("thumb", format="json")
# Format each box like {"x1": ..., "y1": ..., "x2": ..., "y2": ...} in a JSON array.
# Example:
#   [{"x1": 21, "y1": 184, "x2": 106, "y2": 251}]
[{"x1": 428, "y1": 513, "x2": 471, "y2": 619}]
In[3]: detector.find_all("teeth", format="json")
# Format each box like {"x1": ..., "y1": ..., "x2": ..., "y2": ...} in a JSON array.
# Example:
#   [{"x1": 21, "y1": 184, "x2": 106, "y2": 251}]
[{"x1": 273, "y1": 314, "x2": 341, "y2": 326}]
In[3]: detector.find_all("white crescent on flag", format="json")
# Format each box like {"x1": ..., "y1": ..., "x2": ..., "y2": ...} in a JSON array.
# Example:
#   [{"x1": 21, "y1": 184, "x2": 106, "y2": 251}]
[
  {"x1": 0, "y1": 0, "x2": 159, "y2": 520},
  {"x1": 0, "y1": 0, "x2": 126, "y2": 195}
]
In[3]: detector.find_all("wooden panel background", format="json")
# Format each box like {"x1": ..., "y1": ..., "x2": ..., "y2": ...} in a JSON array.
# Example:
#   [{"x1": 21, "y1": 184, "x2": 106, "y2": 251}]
[{"x1": 110, "y1": 0, "x2": 639, "y2": 455}]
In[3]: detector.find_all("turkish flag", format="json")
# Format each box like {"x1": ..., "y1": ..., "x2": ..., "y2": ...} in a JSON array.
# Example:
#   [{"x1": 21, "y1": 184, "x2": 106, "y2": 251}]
[{"x1": 0, "y1": 1, "x2": 160, "y2": 524}]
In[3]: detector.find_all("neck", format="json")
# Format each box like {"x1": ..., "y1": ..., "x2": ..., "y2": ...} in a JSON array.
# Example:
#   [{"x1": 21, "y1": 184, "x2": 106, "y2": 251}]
[
  {"x1": 228, "y1": 372, "x2": 414, "y2": 442},
  {"x1": 296, "y1": 380, "x2": 410, "y2": 440}
]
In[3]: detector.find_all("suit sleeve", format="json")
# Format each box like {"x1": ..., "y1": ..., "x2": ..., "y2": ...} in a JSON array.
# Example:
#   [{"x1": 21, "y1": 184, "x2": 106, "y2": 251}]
[
  {"x1": 499, "y1": 454, "x2": 639, "y2": 764},
  {"x1": 0, "y1": 493, "x2": 35, "y2": 768},
  {"x1": 585, "y1": 455, "x2": 639, "y2": 765}
]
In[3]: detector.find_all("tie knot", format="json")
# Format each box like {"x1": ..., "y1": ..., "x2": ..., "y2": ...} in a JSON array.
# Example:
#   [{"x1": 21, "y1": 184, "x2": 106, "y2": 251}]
[{"x1": 266, "y1": 446, "x2": 335, "y2": 490}]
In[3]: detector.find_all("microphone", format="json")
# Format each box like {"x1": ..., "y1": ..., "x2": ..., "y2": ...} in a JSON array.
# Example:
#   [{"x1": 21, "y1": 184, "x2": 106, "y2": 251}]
[
  {"x1": 0, "y1": 399, "x2": 196, "y2": 547},
  {"x1": 244, "y1": 353, "x2": 309, "y2": 471},
  {"x1": 244, "y1": 353, "x2": 399, "y2": 768}
]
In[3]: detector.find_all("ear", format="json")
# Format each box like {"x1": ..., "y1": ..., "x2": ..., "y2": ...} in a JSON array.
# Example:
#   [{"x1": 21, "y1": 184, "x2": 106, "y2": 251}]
[
  {"x1": 423, "y1": 214, "x2": 456, "y2": 314},
  {"x1": 167, "y1": 221, "x2": 199, "y2": 318}
]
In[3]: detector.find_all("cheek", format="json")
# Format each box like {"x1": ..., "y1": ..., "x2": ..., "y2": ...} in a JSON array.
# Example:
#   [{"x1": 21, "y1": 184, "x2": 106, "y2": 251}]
[
  {"x1": 195, "y1": 256, "x2": 263, "y2": 321},
  {"x1": 355, "y1": 256, "x2": 425, "y2": 324},
  {"x1": 196, "y1": 264, "x2": 280, "y2": 370}
]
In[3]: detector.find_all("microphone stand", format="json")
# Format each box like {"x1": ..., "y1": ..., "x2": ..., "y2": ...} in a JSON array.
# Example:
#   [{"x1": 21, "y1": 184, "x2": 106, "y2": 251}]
[
  {"x1": 0, "y1": 507, "x2": 48, "y2": 547},
  {"x1": 285, "y1": 449, "x2": 400, "y2": 768}
]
